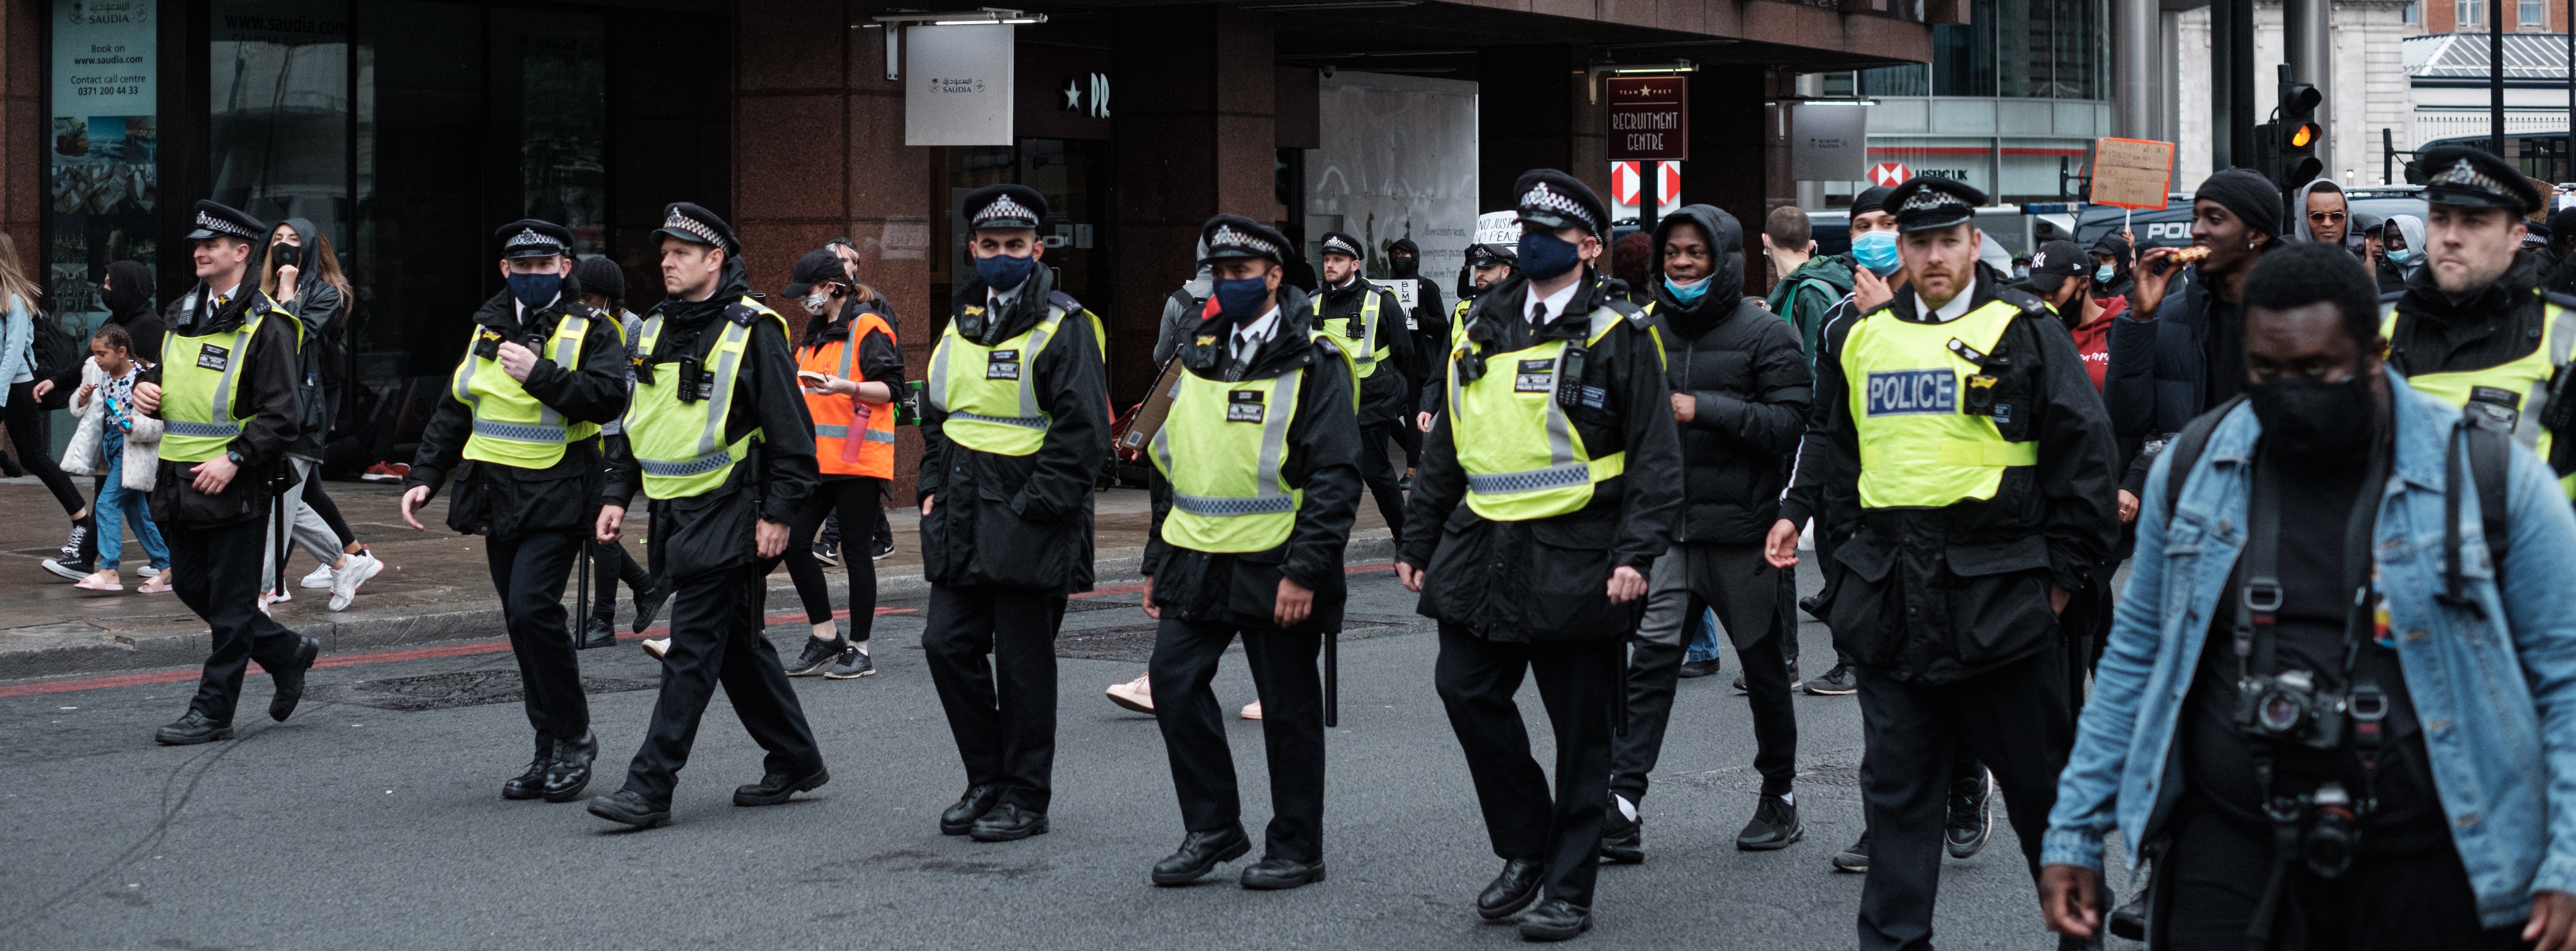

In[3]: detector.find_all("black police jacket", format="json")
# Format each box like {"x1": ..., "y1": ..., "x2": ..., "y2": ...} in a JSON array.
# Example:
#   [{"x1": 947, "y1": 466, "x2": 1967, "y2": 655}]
[
  {"x1": 1399, "y1": 270, "x2": 1685, "y2": 643},
  {"x1": 1143, "y1": 304, "x2": 1363, "y2": 633},
  {"x1": 1314, "y1": 276, "x2": 1416, "y2": 427},
  {"x1": 1783, "y1": 273, "x2": 2120, "y2": 684},
  {"x1": 2387, "y1": 252, "x2": 2576, "y2": 477},
  {"x1": 143, "y1": 286, "x2": 302, "y2": 529},
  {"x1": 917, "y1": 266, "x2": 1112, "y2": 594},
  {"x1": 407, "y1": 290, "x2": 632, "y2": 540}
]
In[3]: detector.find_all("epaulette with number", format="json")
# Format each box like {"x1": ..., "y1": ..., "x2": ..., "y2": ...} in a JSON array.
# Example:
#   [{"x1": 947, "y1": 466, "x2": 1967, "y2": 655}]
[
  {"x1": 724, "y1": 298, "x2": 765, "y2": 327},
  {"x1": 1049, "y1": 290, "x2": 1084, "y2": 314},
  {"x1": 1603, "y1": 297, "x2": 1651, "y2": 329},
  {"x1": 1991, "y1": 285, "x2": 2050, "y2": 319}
]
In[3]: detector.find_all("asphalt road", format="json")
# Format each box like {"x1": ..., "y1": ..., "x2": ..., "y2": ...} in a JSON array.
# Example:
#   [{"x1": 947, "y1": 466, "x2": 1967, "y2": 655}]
[{"x1": 0, "y1": 566, "x2": 2134, "y2": 951}]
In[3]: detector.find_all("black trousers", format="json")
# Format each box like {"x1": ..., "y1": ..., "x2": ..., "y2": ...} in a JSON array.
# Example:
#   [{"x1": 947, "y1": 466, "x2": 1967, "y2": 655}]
[
  {"x1": 618, "y1": 558, "x2": 822, "y2": 802},
  {"x1": 169, "y1": 515, "x2": 307, "y2": 724},
  {"x1": 484, "y1": 531, "x2": 589, "y2": 750},
  {"x1": 302, "y1": 475, "x2": 356, "y2": 549},
  {"x1": 1617, "y1": 543, "x2": 1797, "y2": 802},
  {"x1": 1854, "y1": 649, "x2": 2072, "y2": 951},
  {"x1": 1356, "y1": 422, "x2": 1407, "y2": 539},
  {"x1": 782, "y1": 476, "x2": 882, "y2": 639},
  {"x1": 922, "y1": 584, "x2": 1067, "y2": 811},
  {"x1": 1148, "y1": 618, "x2": 1326, "y2": 862},
  {"x1": 588, "y1": 538, "x2": 653, "y2": 622},
  {"x1": 1434, "y1": 623, "x2": 1621, "y2": 908},
  {"x1": 2150, "y1": 808, "x2": 2522, "y2": 951},
  {"x1": 5, "y1": 381, "x2": 83, "y2": 521},
  {"x1": 1773, "y1": 563, "x2": 1802, "y2": 665}
]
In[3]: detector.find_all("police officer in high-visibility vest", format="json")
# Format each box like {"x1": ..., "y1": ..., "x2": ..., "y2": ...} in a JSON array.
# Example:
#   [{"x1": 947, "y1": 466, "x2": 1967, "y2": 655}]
[
  {"x1": 1138, "y1": 215, "x2": 1362, "y2": 890},
  {"x1": 1417, "y1": 240, "x2": 1520, "y2": 434},
  {"x1": 1312, "y1": 231, "x2": 1412, "y2": 539},
  {"x1": 776, "y1": 247, "x2": 904, "y2": 681},
  {"x1": 1764, "y1": 176, "x2": 2117, "y2": 951},
  {"x1": 585, "y1": 202, "x2": 827, "y2": 829},
  {"x1": 134, "y1": 200, "x2": 322, "y2": 746},
  {"x1": 1396, "y1": 170, "x2": 1684, "y2": 941},
  {"x1": 2381, "y1": 146, "x2": 2576, "y2": 499},
  {"x1": 920, "y1": 184, "x2": 1111, "y2": 843},
  {"x1": 396, "y1": 219, "x2": 631, "y2": 802}
]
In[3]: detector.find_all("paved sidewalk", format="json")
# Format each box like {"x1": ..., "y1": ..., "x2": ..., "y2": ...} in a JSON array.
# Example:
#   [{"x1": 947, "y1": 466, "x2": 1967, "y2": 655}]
[{"x1": 0, "y1": 476, "x2": 1396, "y2": 681}]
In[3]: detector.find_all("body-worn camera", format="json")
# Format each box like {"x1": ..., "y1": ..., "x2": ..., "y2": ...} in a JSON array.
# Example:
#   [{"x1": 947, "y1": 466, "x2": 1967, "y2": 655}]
[{"x1": 2235, "y1": 668, "x2": 2345, "y2": 750}]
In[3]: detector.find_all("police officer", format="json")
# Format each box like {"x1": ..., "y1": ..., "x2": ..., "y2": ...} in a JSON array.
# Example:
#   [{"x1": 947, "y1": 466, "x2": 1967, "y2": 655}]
[
  {"x1": 136, "y1": 200, "x2": 322, "y2": 745},
  {"x1": 1416, "y1": 240, "x2": 1518, "y2": 435},
  {"x1": 920, "y1": 184, "x2": 1111, "y2": 843},
  {"x1": 1137, "y1": 214, "x2": 1361, "y2": 890},
  {"x1": 1396, "y1": 170, "x2": 1683, "y2": 941},
  {"x1": 586, "y1": 202, "x2": 827, "y2": 829},
  {"x1": 1765, "y1": 176, "x2": 2118, "y2": 950},
  {"x1": 1313, "y1": 231, "x2": 1412, "y2": 538},
  {"x1": 397, "y1": 219, "x2": 630, "y2": 802},
  {"x1": 2381, "y1": 146, "x2": 2576, "y2": 499}
]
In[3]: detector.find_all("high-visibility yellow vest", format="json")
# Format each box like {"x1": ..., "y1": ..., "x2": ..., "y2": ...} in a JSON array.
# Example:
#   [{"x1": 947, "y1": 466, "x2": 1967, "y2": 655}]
[
  {"x1": 1840, "y1": 298, "x2": 2039, "y2": 508},
  {"x1": 1445, "y1": 307, "x2": 1630, "y2": 521},
  {"x1": 623, "y1": 297, "x2": 788, "y2": 499},
  {"x1": 1313, "y1": 286, "x2": 1390, "y2": 379},
  {"x1": 161, "y1": 300, "x2": 298, "y2": 464},
  {"x1": 1150, "y1": 333, "x2": 1356, "y2": 552},
  {"x1": 2382, "y1": 293, "x2": 2576, "y2": 497},
  {"x1": 450, "y1": 311, "x2": 597, "y2": 469},
  {"x1": 927, "y1": 301, "x2": 1105, "y2": 456}
]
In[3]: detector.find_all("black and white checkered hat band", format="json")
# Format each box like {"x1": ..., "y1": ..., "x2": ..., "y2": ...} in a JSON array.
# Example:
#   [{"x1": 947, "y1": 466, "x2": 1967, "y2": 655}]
[
  {"x1": 1323, "y1": 236, "x2": 1360, "y2": 257},
  {"x1": 1521, "y1": 183, "x2": 1596, "y2": 232},
  {"x1": 195, "y1": 210, "x2": 255, "y2": 239},
  {"x1": 505, "y1": 228, "x2": 560, "y2": 250},
  {"x1": 976, "y1": 196, "x2": 1037, "y2": 225},
  {"x1": 661, "y1": 212, "x2": 722, "y2": 247},
  {"x1": 2430, "y1": 159, "x2": 2508, "y2": 198},
  {"x1": 1902, "y1": 191, "x2": 1968, "y2": 214},
  {"x1": 1208, "y1": 225, "x2": 1277, "y2": 257}
]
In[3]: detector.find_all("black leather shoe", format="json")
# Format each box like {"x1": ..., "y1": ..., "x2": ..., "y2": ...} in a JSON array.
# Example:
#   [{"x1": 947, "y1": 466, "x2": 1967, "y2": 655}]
[
  {"x1": 502, "y1": 748, "x2": 549, "y2": 800},
  {"x1": 580, "y1": 616, "x2": 618, "y2": 650},
  {"x1": 1517, "y1": 898, "x2": 1592, "y2": 941},
  {"x1": 1675, "y1": 658, "x2": 1721, "y2": 679},
  {"x1": 1599, "y1": 810, "x2": 1642, "y2": 864},
  {"x1": 1241, "y1": 857, "x2": 1327, "y2": 890},
  {"x1": 1475, "y1": 858, "x2": 1544, "y2": 921},
  {"x1": 733, "y1": 764, "x2": 830, "y2": 806},
  {"x1": 968, "y1": 802, "x2": 1048, "y2": 842},
  {"x1": 1735, "y1": 794, "x2": 1804, "y2": 851},
  {"x1": 266, "y1": 635, "x2": 322, "y2": 722},
  {"x1": 940, "y1": 785, "x2": 1001, "y2": 836},
  {"x1": 1946, "y1": 769, "x2": 1995, "y2": 859},
  {"x1": 154, "y1": 711, "x2": 232, "y2": 745},
  {"x1": 1150, "y1": 826, "x2": 1250, "y2": 886},
  {"x1": 542, "y1": 731, "x2": 598, "y2": 802},
  {"x1": 631, "y1": 581, "x2": 671, "y2": 635},
  {"x1": 587, "y1": 789, "x2": 671, "y2": 829}
]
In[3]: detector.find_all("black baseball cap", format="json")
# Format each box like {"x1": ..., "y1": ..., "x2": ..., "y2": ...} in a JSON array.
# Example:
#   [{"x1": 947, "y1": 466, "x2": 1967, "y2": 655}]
[
  {"x1": 2024, "y1": 239, "x2": 2085, "y2": 293},
  {"x1": 782, "y1": 248, "x2": 848, "y2": 298}
]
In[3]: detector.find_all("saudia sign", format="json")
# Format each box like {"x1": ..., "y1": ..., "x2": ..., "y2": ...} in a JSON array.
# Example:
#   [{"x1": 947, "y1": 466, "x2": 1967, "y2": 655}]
[{"x1": 1605, "y1": 77, "x2": 1687, "y2": 162}]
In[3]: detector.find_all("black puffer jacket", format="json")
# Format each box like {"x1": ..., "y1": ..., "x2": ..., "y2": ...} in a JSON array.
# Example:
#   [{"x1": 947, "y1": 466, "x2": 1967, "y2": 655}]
[
  {"x1": 1647, "y1": 205, "x2": 1813, "y2": 545},
  {"x1": 268, "y1": 218, "x2": 344, "y2": 462}
]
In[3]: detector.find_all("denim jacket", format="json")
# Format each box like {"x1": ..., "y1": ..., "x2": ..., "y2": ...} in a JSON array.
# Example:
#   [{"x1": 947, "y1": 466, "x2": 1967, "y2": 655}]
[{"x1": 2042, "y1": 370, "x2": 2576, "y2": 929}]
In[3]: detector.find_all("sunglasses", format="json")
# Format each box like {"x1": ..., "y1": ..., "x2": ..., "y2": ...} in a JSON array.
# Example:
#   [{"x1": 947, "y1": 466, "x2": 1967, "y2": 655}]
[{"x1": 2307, "y1": 211, "x2": 2348, "y2": 225}]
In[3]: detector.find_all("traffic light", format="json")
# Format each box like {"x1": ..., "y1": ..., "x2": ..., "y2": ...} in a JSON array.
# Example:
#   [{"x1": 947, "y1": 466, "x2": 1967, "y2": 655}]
[{"x1": 2274, "y1": 79, "x2": 2324, "y2": 189}]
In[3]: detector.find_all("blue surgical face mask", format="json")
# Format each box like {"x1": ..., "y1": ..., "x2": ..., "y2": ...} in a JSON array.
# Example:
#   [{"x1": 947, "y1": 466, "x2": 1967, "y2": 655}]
[
  {"x1": 2095, "y1": 264, "x2": 2116, "y2": 283},
  {"x1": 1662, "y1": 273, "x2": 1712, "y2": 304},
  {"x1": 2385, "y1": 247, "x2": 2414, "y2": 265},
  {"x1": 1213, "y1": 275, "x2": 1271, "y2": 321},
  {"x1": 507, "y1": 270, "x2": 562, "y2": 309},
  {"x1": 1518, "y1": 230, "x2": 1584, "y2": 282},
  {"x1": 974, "y1": 251, "x2": 1036, "y2": 292},
  {"x1": 1851, "y1": 229, "x2": 1901, "y2": 276}
]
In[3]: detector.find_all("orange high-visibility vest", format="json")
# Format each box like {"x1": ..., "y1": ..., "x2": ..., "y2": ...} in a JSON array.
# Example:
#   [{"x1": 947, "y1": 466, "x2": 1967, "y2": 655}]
[{"x1": 799, "y1": 311, "x2": 898, "y2": 478}]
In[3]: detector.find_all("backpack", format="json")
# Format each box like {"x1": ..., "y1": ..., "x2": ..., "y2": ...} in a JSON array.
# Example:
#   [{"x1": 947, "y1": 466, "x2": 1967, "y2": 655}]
[
  {"x1": 2159, "y1": 394, "x2": 2513, "y2": 599},
  {"x1": 26, "y1": 306, "x2": 84, "y2": 383}
]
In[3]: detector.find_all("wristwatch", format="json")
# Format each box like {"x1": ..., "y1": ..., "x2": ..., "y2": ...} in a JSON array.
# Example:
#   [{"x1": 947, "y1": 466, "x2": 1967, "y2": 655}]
[{"x1": 226, "y1": 450, "x2": 246, "y2": 465}]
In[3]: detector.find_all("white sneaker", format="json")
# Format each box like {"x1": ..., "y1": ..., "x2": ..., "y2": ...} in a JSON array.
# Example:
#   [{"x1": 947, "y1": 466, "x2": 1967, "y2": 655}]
[
  {"x1": 267, "y1": 587, "x2": 293, "y2": 604},
  {"x1": 1105, "y1": 673, "x2": 1154, "y2": 714},
  {"x1": 300, "y1": 563, "x2": 334, "y2": 589},
  {"x1": 641, "y1": 637, "x2": 670, "y2": 661},
  {"x1": 328, "y1": 552, "x2": 384, "y2": 612},
  {"x1": 257, "y1": 590, "x2": 278, "y2": 617},
  {"x1": 1240, "y1": 700, "x2": 1262, "y2": 721}
]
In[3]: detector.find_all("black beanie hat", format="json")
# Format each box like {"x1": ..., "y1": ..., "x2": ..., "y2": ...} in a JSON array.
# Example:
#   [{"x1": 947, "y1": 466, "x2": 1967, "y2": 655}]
[{"x1": 2193, "y1": 169, "x2": 2284, "y2": 240}]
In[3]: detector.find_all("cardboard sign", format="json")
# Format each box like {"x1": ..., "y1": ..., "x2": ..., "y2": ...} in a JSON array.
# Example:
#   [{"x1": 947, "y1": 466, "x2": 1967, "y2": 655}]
[
  {"x1": 1605, "y1": 76, "x2": 1688, "y2": 162},
  {"x1": 1474, "y1": 210, "x2": 1519, "y2": 249},
  {"x1": 2089, "y1": 138, "x2": 2175, "y2": 210}
]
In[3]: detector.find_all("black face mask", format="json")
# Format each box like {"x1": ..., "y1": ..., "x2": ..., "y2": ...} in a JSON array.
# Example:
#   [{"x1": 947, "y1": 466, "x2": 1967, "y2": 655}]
[{"x1": 2248, "y1": 371, "x2": 2375, "y2": 462}]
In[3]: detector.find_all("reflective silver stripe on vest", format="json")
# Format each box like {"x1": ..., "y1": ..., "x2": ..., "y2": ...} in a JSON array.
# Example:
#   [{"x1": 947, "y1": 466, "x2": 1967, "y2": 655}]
[
  {"x1": 473, "y1": 419, "x2": 568, "y2": 442},
  {"x1": 864, "y1": 428, "x2": 895, "y2": 443},
  {"x1": 453, "y1": 316, "x2": 580, "y2": 432},
  {"x1": 636, "y1": 451, "x2": 734, "y2": 477},
  {"x1": 1453, "y1": 309, "x2": 1617, "y2": 496},
  {"x1": 1466, "y1": 462, "x2": 1596, "y2": 495},
  {"x1": 815, "y1": 424, "x2": 851, "y2": 438},
  {"x1": 1150, "y1": 367, "x2": 1302, "y2": 517},
  {"x1": 1170, "y1": 492, "x2": 1300, "y2": 516},
  {"x1": 167, "y1": 420, "x2": 241, "y2": 438}
]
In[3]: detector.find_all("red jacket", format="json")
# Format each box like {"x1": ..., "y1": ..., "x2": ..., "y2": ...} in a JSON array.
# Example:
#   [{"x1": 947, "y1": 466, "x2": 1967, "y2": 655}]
[{"x1": 2068, "y1": 294, "x2": 2127, "y2": 392}]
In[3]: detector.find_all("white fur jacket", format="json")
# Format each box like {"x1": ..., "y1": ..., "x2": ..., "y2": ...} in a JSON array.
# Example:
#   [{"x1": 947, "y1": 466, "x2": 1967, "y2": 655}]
[{"x1": 61, "y1": 357, "x2": 163, "y2": 491}]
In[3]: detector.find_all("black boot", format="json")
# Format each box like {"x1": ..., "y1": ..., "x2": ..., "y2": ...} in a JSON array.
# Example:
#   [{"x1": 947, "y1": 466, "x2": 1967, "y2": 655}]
[
  {"x1": 733, "y1": 763, "x2": 830, "y2": 806},
  {"x1": 1475, "y1": 858, "x2": 1543, "y2": 921},
  {"x1": 502, "y1": 736, "x2": 551, "y2": 800},
  {"x1": 267, "y1": 635, "x2": 322, "y2": 722},
  {"x1": 630, "y1": 581, "x2": 671, "y2": 635},
  {"x1": 542, "y1": 731, "x2": 597, "y2": 802},
  {"x1": 1734, "y1": 793, "x2": 1804, "y2": 851},
  {"x1": 1151, "y1": 826, "x2": 1251, "y2": 886},
  {"x1": 586, "y1": 789, "x2": 671, "y2": 828},
  {"x1": 580, "y1": 616, "x2": 618, "y2": 650},
  {"x1": 154, "y1": 711, "x2": 233, "y2": 746}
]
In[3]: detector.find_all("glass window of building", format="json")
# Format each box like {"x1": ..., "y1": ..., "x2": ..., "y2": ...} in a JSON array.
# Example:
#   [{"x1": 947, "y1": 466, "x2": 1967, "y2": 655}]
[
  {"x1": 2459, "y1": 0, "x2": 2483, "y2": 27},
  {"x1": 2519, "y1": 0, "x2": 2543, "y2": 24}
]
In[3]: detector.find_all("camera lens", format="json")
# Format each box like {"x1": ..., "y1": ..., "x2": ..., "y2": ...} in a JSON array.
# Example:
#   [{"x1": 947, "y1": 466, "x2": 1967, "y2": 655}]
[{"x1": 2260, "y1": 693, "x2": 2304, "y2": 733}]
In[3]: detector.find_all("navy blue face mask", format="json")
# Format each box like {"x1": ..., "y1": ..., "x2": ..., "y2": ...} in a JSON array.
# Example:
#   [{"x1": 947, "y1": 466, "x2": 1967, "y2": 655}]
[
  {"x1": 1213, "y1": 276, "x2": 1271, "y2": 321},
  {"x1": 1518, "y1": 231, "x2": 1584, "y2": 282},
  {"x1": 507, "y1": 270, "x2": 562, "y2": 310},
  {"x1": 974, "y1": 251, "x2": 1037, "y2": 292}
]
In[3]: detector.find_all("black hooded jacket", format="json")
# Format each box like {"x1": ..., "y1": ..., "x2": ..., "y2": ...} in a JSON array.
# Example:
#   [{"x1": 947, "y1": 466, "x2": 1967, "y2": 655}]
[
  {"x1": 601, "y1": 258, "x2": 820, "y2": 583},
  {"x1": 405, "y1": 289, "x2": 631, "y2": 539},
  {"x1": 1399, "y1": 268, "x2": 1684, "y2": 642},
  {"x1": 1142, "y1": 301, "x2": 1363, "y2": 632},
  {"x1": 144, "y1": 276, "x2": 301, "y2": 528},
  {"x1": 1646, "y1": 204, "x2": 1813, "y2": 544},
  {"x1": 267, "y1": 218, "x2": 344, "y2": 461},
  {"x1": 1313, "y1": 273, "x2": 1415, "y2": 426},
  {"x1": 1388, "y1": 238, "x2": 1450, "y2": 384},
  {"x1": 36, "y1": 260, "x2": 162, "y2": 407},
  {"x1": 918, "y1": 264, "x2": 1112, "y2": 593}
]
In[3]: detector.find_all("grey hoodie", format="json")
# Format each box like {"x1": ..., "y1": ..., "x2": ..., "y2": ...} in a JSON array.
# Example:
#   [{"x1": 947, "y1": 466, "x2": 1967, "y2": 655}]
[
  {"x1": 2291, "y1": 179, "x2": 2354, "y2": 248},
  {"x1": 1153, "y1": 237, "x2": 1216, "y2": 366}
]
